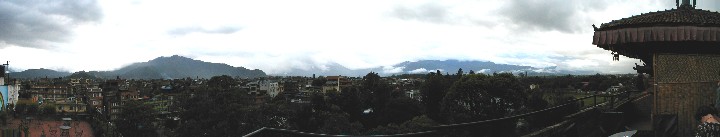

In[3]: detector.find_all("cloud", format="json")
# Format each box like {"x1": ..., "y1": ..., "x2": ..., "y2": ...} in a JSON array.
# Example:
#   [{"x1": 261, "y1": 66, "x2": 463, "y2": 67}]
[
  {"x1": 381, "y1": 66, "x2": 404, "y2": 74},
  {"x1": 478, "y1": 69, "x2": 491, "y2": 74},
  {"x1": 392, "y1": 2, "x2": 450, "y2": 23},
  {"x1": 408, "y1": 68, "x2": 428, "y2": 74},
  {"x1": 500, "y1": 0, "x2": 611, "y2": 33},
  {"x1": 696, "y1": 1, "x2": 720, "y2": 11},
  {"x1": 168, "y1": 26, "x2": 242, "y2": 36},
  {"x1": 0, "y1": 0, "x2": 102, "y2": 49},
  {"x1": 388, "y1": 1, "x2": 498, "y2": 27}
]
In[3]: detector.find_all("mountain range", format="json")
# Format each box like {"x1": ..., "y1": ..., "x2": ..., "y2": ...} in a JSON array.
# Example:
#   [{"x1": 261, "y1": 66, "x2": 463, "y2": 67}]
[
  {"x1": 278, "y1": 60, "x2": 597, "y2": 77},
  {"x1": 8, "y1": 55, "x2": 598, "y2": 79},
  {"x1": 9, "y1": 55, "x2": 266, "y2": 79}
]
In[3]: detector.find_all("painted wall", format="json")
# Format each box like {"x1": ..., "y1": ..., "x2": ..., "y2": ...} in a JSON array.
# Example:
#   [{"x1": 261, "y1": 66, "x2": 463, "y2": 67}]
[{"x1": 0, "y1": 86, "x2": 7, "y2": 110}]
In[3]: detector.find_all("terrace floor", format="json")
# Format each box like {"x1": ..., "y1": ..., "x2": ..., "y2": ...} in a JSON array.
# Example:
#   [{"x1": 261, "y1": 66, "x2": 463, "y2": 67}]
[{"x1": 2, "y1": 117, "x2": 94, "y2": 137}]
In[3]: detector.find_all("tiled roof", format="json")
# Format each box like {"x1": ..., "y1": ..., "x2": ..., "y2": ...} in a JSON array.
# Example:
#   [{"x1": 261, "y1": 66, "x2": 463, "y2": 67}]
[{"x1": 599, "y1": 6, "x2": 720, "y2": 30}]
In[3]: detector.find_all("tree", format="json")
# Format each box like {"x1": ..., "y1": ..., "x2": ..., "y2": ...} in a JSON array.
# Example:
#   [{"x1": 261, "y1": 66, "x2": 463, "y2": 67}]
[
  {"x1": 176, "y1": 75, "x2": 293, "y2": 136},
  {"x1": 361, "y1": 72, "x2": 393, "y2": 128},
  {"x1": 361, "y1": 72, "x2": 391, "y2": 109},
  {"x1": 420, "y1": 71, "x2": 448, "y2": 121},
  {"x1": 456, "y1": 68, "x2": 464, "y2": 78},
  {"x1": 41, "y1": 104, "x2": 56, "y2": 116},
  {"x1": 116, "y1": 100, "x2": 158, "y2": 137},
  {"x1": 311, "y1": 93, "x2": 329, "y2": 111},
  {"x1": 440, "y1": 73, "x2": 527, "y2": 136},
  {"x1": 15, "y1": 103, "x2": 27, "y2": 115},
  {"x1": 283, "y1": 81, "x2": 299, "y2": 93},
  {"x1": 316, "y1": 108, "x2": 364, "y2": 135},
  {"x1": 0, "y1": 111, "x2": 7, "y2": 126},
  {"x1": 207, "y1": 75, "x2": 236, "y2": 90},
  {"x1": 380, "y1": 97, "x2": 424, "y2": 125},
  {"x1": 523, "y1": 90, "x2": 552, "y2": 130},
  {"x1": 366, "y1": 115, "x2": 438, "y2": 135},
  {"x1": 27, "y1": 103, "x2": 39, "y2": 115},
  {"x1": 312, "y1": 77, "x2": 328, "y2": 87},
  {"x1": 329, "y1": 86, "x2": 364, "y2": 121}
]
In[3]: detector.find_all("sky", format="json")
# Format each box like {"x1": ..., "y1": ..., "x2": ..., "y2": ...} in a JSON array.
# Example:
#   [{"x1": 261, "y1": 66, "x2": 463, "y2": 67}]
[{"x1": 0, "y1": 0, "x2": 719, "y2": 75}]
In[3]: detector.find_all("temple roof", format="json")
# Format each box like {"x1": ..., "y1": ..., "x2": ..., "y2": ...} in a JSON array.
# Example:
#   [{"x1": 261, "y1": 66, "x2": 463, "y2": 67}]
[{"x1": 598, "y1": 6, "x2": 720, "y2": 31}]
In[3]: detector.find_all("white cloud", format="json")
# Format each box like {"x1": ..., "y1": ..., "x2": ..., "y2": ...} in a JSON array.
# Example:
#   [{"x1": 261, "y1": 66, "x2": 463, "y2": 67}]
[
  {"x1": 382, "y1": 66, "x2": 404, "y2": 74},
  {"x1": 0, "y1": 0, "x2": 693, "y2": 74},
  {"x1": 408, "y1": 68, "x2": 429, "y2": 74},
  {"x1": 478, "y1": 69, "x2": 491, "y2": 74}
]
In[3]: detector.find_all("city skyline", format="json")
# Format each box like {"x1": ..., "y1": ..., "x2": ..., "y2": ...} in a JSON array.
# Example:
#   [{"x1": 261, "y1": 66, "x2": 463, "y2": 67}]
[{"x1": 1, "y1": 0, "x2": 719, "y2": 75}]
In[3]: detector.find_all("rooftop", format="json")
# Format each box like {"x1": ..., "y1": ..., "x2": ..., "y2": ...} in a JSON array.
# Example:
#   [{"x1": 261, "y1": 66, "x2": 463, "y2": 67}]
[{"x1": 598, "y1": 5, "x2": 720, "y2": 30}]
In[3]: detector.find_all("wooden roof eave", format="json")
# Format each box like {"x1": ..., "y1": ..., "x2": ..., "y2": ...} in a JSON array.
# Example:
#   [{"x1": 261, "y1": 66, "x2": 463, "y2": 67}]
[{"x1": 593, "y1": 26, "x2": 720, "y2": 46}]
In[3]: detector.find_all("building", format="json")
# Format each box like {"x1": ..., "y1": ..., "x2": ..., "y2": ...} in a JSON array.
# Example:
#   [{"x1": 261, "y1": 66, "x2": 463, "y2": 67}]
[
  {"x1": 0, "y1": 64, "x2": 20, "y2": 110},
  {"x1": 259, "y1": 80, "x2": 281, "y2": 98},
  {"x1": 86, "y1": 86, "x2": 103, "y2": 112},
  {"x1": 322, "y1": 76, "x2": 351, "y2": 93},
  {"x1": 405, "y1": 90, "x2": 421, "y2": 101},
  {"x1": 102, "y1": 79, "x2": 123, "y2": 120},
  {"x1": 592, "y1": 1, "x2": 720, "y2": 136}
]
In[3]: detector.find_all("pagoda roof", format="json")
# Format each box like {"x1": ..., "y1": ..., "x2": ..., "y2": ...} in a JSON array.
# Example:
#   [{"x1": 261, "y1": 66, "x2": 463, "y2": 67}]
[{"x1": 598, "y1": 6, "x2": 720, "y2": 31}]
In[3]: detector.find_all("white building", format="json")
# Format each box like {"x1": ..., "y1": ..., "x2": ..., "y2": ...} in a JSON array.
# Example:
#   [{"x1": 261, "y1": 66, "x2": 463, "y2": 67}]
[
  {"x1": 7, "y1": 84, "x2": 19, "y2": 106},
  {"x1": 405, "y1": 90, "x2": 421, "y2": 102},
  {"x1": 259, "y1": 80, "x2": 280, "y2": 98}
]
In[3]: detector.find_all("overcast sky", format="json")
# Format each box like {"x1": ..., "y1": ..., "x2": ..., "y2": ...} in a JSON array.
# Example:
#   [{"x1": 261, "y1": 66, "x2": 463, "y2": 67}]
[{"x1": 1, "y1": 0, "x2": 719, "y2": 74}]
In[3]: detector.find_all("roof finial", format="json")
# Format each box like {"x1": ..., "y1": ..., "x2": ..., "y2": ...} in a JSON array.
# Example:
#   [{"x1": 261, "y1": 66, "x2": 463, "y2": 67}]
[{"x1": 678, "y1": 0, "x2": 695, "y2": 9}]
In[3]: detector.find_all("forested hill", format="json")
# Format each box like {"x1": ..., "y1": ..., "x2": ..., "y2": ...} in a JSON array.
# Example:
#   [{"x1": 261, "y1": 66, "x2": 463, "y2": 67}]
[
  {"x1": 8, "y1": 68, "x2": 71, "y2": 79},
  {"x1": 10, "y1": 55, "x2": 267, "y2": 79},
  {"x1": 110, "y1": 55, "x2": 266, "y2": 79}
]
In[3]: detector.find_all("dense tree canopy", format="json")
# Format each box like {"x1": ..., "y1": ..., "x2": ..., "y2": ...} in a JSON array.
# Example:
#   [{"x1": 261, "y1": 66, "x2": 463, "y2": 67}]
[
  {"x1": 420, "y1": 71, "x2": 448, "y2": 121},
  {"x1": 441, "y1": 73, "x2": 527, "y2": 136},
  {"x1": 161, "y1": 72, "x2": 641, "y2": 136},
  {"x1": 116, "y1": 100, "x2": 158, "y2": 137}
]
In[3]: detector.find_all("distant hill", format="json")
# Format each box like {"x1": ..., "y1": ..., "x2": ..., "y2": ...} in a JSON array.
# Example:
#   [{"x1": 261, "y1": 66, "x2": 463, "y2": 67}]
[
  {"x1": 66, "y1": 71, "x2": 106, "y2": 79},
  {"x1": 395, "y1": 60, "x2": 534, "y2": 74},
  {"x1": 111, "y1": 55, "x2": 266, "y2": 79},
  {"x1": 12, "y1": 55, "x2": 266, "y2": 80},
  {"x1": 279, "y1": 63, "x2": 375, "y2": 77},
  {"x1": 10, "y1": 57, "x2": 595, "y2": 79},
  {"x1": 273, "y1": 60, "x2": 597, "y2": 76},
  {"x1": 9, "y1": 68, "x2": 71, "y2": 79}
]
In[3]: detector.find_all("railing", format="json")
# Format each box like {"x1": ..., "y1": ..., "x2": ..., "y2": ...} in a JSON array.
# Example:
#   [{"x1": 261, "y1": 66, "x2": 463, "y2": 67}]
[
  {"x1": 242, "y1": 127, "x2": 437, "y2": 137},
  {"x1": 243, "y1": 90, "x2": 641, "y2": 137}
]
